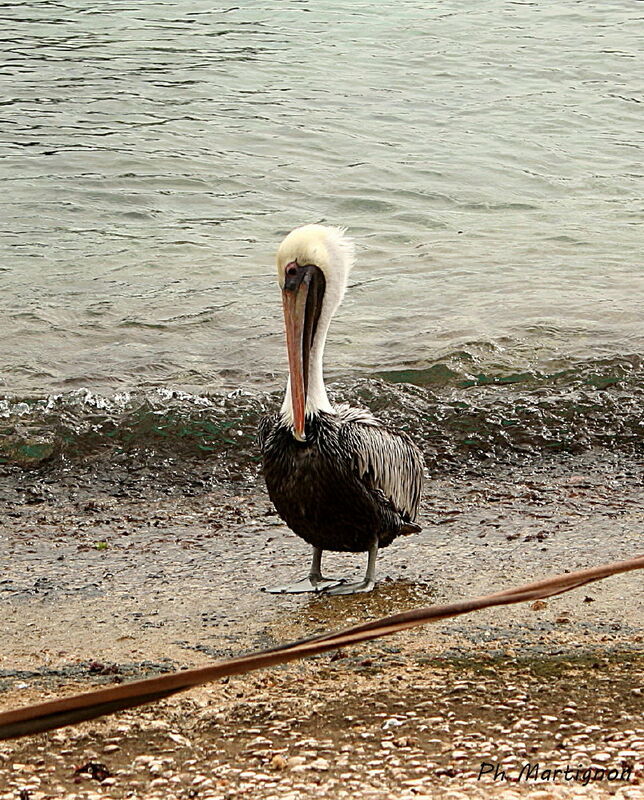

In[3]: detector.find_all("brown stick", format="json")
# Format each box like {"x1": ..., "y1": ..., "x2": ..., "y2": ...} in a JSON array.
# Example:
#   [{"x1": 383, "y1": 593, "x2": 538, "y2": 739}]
[{"x1": 1, "y1": 555, "x2": 642, "y2": 741}]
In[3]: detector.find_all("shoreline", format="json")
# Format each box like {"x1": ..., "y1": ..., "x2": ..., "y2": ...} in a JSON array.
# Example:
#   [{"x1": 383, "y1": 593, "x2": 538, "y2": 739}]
[{"x1": 0, "y1": 447, "x2": 642, "y2": 797}]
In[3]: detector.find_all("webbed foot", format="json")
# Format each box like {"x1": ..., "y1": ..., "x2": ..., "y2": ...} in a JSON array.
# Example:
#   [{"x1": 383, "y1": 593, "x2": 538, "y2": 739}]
[
  {"x1": 322, "y1": 578, "x2": 376, "y2": 596},
  {"x1": 262, "y1": 576, "x2": 347, "y2": 594}
]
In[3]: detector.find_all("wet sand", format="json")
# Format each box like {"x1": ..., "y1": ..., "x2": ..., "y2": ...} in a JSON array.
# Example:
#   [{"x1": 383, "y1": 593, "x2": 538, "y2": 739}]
[{"x1": 0, "y1": 448, "x2": 642, "y2": 798}]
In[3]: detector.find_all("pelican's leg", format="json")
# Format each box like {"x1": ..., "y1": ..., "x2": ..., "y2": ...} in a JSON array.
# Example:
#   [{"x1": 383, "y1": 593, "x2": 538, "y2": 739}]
[
  {"x1": 262, "y1": 547, "x2": 347, "y2": 594},
  {"x1": 323, "y1": 543, "x2": 378, "y2": 595}
]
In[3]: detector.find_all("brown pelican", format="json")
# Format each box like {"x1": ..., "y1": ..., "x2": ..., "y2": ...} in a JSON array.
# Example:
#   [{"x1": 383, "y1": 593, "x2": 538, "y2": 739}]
[{"x1": 259, "y1": 225, "x2": 423, "y2": 594}]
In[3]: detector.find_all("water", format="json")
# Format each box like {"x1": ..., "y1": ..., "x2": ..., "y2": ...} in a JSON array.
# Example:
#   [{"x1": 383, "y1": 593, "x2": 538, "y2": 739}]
[{"x1": 1, "y1": 1, "x2": 642, "y2": 464}]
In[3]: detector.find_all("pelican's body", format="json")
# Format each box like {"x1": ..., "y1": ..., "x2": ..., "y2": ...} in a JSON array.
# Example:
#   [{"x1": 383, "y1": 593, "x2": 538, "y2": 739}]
[{"x1": 260, "y1": 225, "x2": 423, "y2": 594}]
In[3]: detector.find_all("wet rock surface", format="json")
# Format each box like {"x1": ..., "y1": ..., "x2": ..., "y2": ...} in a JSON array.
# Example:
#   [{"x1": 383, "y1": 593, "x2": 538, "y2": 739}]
[{"x1": 0, "y1": 447, "x2": 642, "y2": 797}]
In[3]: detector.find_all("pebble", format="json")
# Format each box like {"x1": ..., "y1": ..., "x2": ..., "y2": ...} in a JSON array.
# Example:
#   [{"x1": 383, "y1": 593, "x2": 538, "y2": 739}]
[{"x1": 269, "y1": 754, "x2": 287, "y2": 770}]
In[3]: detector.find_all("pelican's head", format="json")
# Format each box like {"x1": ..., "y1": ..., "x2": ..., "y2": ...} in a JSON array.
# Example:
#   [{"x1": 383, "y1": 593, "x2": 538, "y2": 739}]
[
  {"x1": 276, "y1": 224, "x2": 355, "y2": 300},
  {"x1": 276, "y1": 225, "x2": 355, "y2": 441}
]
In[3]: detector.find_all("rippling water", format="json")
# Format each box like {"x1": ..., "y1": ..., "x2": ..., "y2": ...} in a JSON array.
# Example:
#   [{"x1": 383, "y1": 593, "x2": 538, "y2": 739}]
[{"x1": 1, "y1": 1, "x2": 642, "y2": 462}]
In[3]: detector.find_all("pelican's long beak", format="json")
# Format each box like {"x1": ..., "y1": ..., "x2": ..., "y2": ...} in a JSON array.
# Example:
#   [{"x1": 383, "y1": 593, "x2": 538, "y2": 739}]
[{"x1": 282, "y1": 276, "x2": 310, "y2": 442}]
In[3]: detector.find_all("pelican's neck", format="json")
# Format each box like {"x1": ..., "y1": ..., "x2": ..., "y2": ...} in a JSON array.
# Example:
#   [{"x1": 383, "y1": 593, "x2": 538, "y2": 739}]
[
  {"x1": 280, "y1": 319, "x2": 334, "y2": 426},
  {"x1": 277, "y1": 228, "x2": 353, "y2": 433}
]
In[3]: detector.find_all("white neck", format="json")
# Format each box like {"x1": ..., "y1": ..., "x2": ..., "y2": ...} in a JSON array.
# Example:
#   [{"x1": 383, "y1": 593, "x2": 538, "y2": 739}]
[
  {"x1": 280, "y1": 304, "x2": 335, "y2": 425},
  {"x1": 277, "y1": 224, "x2": 353, "y2": 431}
]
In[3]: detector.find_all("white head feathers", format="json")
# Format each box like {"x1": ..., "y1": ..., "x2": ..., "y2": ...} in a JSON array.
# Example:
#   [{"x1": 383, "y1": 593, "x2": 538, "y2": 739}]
[
  {"x1": 276, "y1": 224, "x2": 355, "y2": 312},
  {"x1": 276, "y1": 224, "x2": 356, "y2": 422}
]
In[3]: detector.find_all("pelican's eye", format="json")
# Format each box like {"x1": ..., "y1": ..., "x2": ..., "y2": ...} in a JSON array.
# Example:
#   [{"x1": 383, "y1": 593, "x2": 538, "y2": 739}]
[{"x1": 286, "y1": 265, "x2": 298, "y2": 277}]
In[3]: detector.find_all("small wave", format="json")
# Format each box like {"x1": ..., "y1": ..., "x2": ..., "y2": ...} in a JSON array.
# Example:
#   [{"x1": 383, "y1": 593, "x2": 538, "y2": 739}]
[
  {"x1": 376, "y1": 353, "x2": 643, "y2": 391},
  {"x1": 0, "y1": 355, "x2": 642, "y2": 471}
]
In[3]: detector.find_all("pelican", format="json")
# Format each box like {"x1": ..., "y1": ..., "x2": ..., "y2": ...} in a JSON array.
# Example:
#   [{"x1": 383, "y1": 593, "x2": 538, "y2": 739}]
[{"x1": 259, "y1": 225, "x2": 423, "y2": 594}]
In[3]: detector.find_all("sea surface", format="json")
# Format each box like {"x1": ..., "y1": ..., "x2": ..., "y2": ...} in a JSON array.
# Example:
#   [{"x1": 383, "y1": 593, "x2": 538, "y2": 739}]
[{"x1": 1, "y1": 0, "x2": 642, "y2": 465}]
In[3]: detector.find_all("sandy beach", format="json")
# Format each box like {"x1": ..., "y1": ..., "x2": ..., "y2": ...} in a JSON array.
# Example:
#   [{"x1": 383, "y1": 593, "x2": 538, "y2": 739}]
[{"x1": 1, "y1": 448, "x2": 642, "y2": 798}]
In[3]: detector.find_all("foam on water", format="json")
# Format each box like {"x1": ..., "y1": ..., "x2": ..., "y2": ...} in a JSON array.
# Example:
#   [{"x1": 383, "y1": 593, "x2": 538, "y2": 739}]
[{"x1": 1, "y1": 355, "x2": 641, "y2": 468}]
